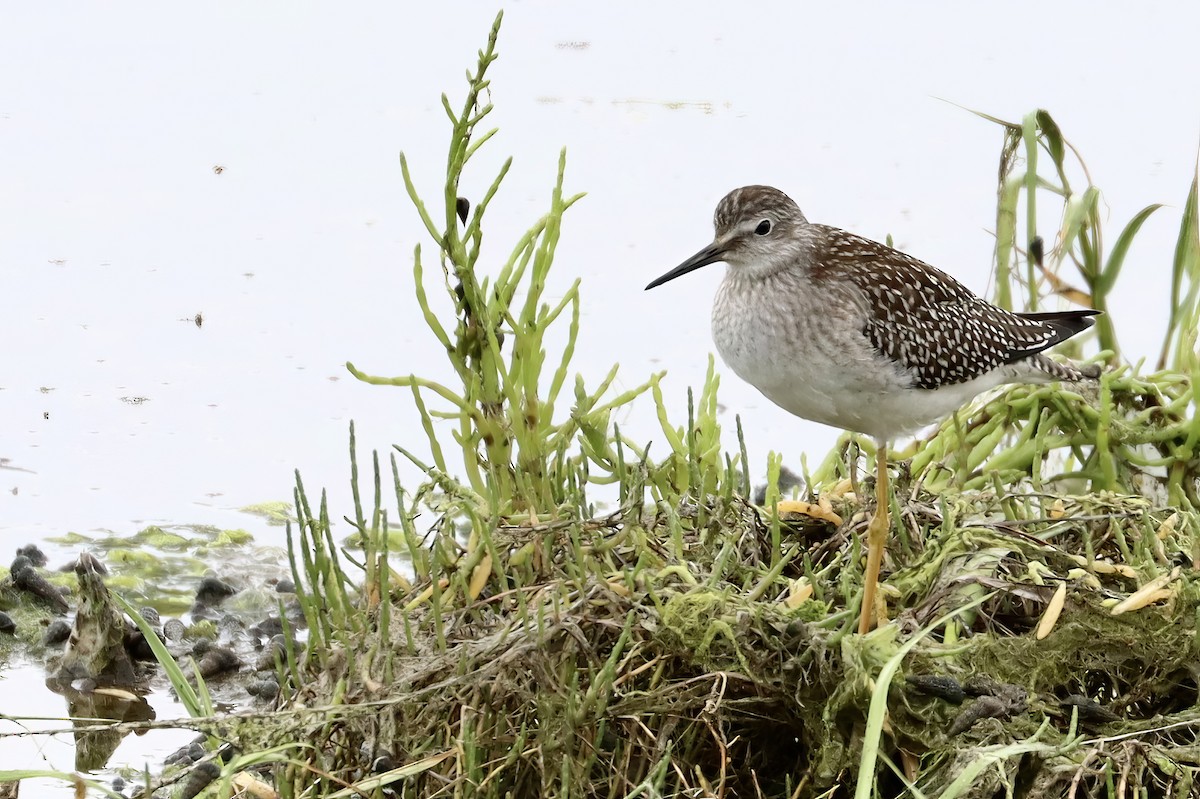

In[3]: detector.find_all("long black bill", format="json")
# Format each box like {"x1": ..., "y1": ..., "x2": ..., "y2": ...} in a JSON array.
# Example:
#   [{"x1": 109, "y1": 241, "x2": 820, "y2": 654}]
[{"x1": 645, "y1": 241, "x2": 728, "y2": 290}]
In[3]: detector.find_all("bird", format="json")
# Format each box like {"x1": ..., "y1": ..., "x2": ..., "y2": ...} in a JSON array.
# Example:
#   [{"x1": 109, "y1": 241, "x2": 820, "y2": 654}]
[{"x1": 645, "y1": 185, "x2": 1099, "y2": 634}]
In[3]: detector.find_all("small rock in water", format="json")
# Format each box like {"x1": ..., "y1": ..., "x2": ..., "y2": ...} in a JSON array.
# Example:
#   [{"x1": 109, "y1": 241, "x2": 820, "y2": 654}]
[
  {"x1": 195, "y1": 644, "x2": 242, "y2": 679},
  {"x1": 251, "y1": 615, "x2": 285, "y2": 638},
  {"x1": 137, "y1": 606, "x2": 161, "y2": 628},
  {"x1": 195, "y1": 577, "x2": 237, "y2": 606},
  {"x1": 42, "y1": 619, "x2": 72, "y2": 646},
  {"x1": 163, "y1": 740, "x2": 208, "y2": 767},
  {"x1": 275, "y1": 578, "x2": 295, "y2": 594},
  {"x1": 163, "y1": 618, "x2": 187, "y2": 642},
  {"x1": 0, "y1": 611, "x2": 15, "y2": 635},
  {"x1": 189, "y1": 601, "x2": 219, "y2": 622},
  {"x1": 15, "y1": 544, "x2": 48, "y2": 567},
  {"x1": 125, "y1": 628, "x2": 162, "y2": 662},
  {"x1": 246, "y1": 676, "x2": 279, "y2": 700},
  {"x1": 11, "y1": 556, "x2": 70, "y2": 614}
]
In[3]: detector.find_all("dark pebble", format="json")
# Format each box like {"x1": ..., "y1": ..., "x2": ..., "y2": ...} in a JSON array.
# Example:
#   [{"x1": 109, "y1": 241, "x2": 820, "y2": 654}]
[
  {"x1": 275, "y1": 579, "x2": 295, "y2": 594},
  {"x1": 196, "y1": 645, "x2": 242, "y2": 679},
  {"x1": 13, "y1": 561, "x2": 70, "y2": 613},
  {"x1": 179, "y1": 761, "x2": 220, "y2": 799},
  {"x1": 163, "y1": 741, "x2": 208, "y2": 767},
  {"x1": 163, "y1": 618, "x2": 186, "y2": 642},
  {"x1": 0, "y1": 611, "x2": 15, "y2": 635},
  {"x1": 195, "y1": 577, "x2": 237, "y2": 606},
  {"x1": 189, "y1": 601, "x2": 219, "y2": 621},
  {"x1": 42, "y1": 619, "x2": 72, "y2": 646},
  {"x1": 246, "y1": 677, "x2": 279, "y2": 700},
  {"x1": 16, "y1": 544, "x2": 48, "y2": 567},
  {"x1": 125, "y1": 628, "x2": 161, "y2": 662},
  {"x1": 251, "y1": 615, "x2": 284, "y2": 638},
  {"x1": 137, "y1": 606, "x2": 161, "y2": 628}
]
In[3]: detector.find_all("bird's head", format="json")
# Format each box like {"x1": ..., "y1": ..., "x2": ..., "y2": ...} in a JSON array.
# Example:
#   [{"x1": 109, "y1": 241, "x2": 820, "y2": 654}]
[{"x1": 646, "y1": 185, "x2": 809, "y2": 290}]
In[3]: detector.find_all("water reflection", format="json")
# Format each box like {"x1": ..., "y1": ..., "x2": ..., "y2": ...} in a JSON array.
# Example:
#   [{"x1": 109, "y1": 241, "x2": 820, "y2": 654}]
[{"x1": 42, "y1": 682, "x2": 156, "y2": 773}]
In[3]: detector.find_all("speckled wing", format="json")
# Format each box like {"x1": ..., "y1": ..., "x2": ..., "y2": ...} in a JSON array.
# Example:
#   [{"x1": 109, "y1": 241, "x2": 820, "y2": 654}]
[{"x1": 816, "y1": 227, "x2": 1095, "y2": 390}]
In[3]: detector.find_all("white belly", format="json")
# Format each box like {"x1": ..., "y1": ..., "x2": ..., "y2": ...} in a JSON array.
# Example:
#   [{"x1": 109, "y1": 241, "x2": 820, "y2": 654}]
[{"x1": 710, "y1": 274, "x2": 1009, "y2": 441}]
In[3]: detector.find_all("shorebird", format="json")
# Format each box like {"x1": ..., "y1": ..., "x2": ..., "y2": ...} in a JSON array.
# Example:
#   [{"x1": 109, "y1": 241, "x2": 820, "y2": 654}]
[{"x1": 646, "y1": 185, "x2": 1099, "y2": 633}]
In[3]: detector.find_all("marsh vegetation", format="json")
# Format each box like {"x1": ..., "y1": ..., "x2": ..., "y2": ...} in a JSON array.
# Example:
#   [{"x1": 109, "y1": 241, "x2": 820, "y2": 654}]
[{"x1": 4, "y1": 11, "x2": 1200, "y2": 799}]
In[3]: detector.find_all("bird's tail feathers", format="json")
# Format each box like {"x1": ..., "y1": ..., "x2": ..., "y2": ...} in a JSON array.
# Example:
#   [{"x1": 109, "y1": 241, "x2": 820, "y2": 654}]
[{"x1": 1017, "y1": 309, "x2": 1101, "y2": 342}]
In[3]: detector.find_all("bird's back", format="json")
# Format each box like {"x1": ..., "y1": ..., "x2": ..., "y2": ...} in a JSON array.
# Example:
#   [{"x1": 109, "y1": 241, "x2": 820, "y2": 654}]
[{"x1": 810, "y1": 224, "x2": 1098, "y2": 390}]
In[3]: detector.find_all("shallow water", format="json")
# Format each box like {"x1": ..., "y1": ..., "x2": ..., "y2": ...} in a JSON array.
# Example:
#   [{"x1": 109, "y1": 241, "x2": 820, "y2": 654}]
[
  {"x1": 1, "y1": 529, "x2": 291, "y2": 793},
  {"x1": 2, "y1": 658, "x2": 197, "y2": 797},
  {"x1": 2, "y1": 2, "x2": 1198, "y2": 792}
]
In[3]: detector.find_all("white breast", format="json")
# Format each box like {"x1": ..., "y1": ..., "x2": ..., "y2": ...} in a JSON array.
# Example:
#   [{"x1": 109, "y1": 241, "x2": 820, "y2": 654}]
[{"x1": 710, "y1": 268, "x2": 1009, "y2": 440}]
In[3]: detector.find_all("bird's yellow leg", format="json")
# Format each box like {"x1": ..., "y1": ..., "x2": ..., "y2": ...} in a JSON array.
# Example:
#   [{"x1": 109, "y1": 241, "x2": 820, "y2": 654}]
[{"x1": 858, "y1": 441, "x2": 890, "y2": 634}]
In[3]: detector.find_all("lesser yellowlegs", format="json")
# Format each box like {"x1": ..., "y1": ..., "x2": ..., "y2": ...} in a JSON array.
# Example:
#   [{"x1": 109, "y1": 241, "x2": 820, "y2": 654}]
[{"x1": 646, "y1": 185, "x2": 1099, "y2": 633}]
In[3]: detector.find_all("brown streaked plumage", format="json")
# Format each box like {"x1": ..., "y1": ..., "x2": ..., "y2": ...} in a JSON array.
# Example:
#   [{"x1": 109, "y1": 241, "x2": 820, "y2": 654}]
[{"x1": 646, "y1": 184, "x2": 1100, "y2": 633}]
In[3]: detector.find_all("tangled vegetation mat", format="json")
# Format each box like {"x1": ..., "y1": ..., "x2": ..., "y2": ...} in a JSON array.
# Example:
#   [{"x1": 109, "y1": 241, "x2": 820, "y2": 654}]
[{"x1": 277, "y1": 436, "x2": 1200, "y2": 798}]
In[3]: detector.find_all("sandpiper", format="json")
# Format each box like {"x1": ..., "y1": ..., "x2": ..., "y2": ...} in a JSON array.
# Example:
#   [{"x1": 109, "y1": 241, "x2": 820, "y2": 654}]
[{"x1": 646, "y1": 185, "x2": 1099, "y2": 633}]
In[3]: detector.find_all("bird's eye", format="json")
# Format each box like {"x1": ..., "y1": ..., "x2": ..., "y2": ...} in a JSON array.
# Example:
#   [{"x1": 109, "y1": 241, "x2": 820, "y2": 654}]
[{"x1": 755, "y1": 219, "x2": 772, "y2": 235}]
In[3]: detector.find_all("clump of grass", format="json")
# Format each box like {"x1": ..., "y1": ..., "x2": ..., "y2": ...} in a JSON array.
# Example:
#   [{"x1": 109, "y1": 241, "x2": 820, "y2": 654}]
[{"x1": 264, "y1": 22, "x2": 1200, "y2": 799}]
